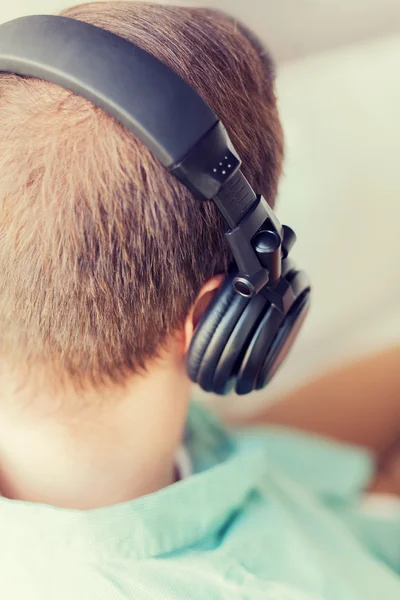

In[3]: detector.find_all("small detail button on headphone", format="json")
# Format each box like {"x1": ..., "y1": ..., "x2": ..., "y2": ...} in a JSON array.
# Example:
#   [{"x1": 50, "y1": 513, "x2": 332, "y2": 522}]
[{"x1": 212, "y1": 153, "x2": 239, "y2": 181}]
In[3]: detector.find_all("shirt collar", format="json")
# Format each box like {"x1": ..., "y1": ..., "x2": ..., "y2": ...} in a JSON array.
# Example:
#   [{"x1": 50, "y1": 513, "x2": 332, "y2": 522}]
[{"x1": 0, "y1": 443, "x2": 267, "y2": 560}]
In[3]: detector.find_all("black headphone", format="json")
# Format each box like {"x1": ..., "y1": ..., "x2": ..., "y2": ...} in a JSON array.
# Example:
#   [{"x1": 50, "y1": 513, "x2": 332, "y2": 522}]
[{"x1": 0, "y1": 15, "x2": 311, "y2": 395}]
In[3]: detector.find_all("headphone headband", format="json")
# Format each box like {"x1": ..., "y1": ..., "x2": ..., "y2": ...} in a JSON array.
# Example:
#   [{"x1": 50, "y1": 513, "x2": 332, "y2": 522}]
[
  {"x1": 0, "y1": 15, "x2": 248, "y2": 205},
  {"x1": 0, "y1": 15, "x2": 217, "y2": 169},
  {"x1": 0, "y1": 14, "x2": 293, "y2": 296}
]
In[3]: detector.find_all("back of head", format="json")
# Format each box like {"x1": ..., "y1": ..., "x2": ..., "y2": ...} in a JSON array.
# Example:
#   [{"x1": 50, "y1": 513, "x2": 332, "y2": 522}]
[{"x1": 0, "y1": 1, "x2": 283, "y2": 394}]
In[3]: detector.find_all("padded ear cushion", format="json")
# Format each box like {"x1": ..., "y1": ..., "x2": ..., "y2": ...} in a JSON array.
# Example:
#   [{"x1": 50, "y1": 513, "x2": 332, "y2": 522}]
[
  {"x1": 212, "y1": 292, "x2": 268, "y2": 395},
  {"x1": 186, "y1": 275, "x2": 249, "y2": 387},
  {"x1": 196, "y1": 290, "x2": 251, "y2": 392},
  {"x1": 235, "y1": 304, "x2": 285, "y2": 395},
  {"x1": 236, "y1": 269, "x2": 311, "y2": 395}
]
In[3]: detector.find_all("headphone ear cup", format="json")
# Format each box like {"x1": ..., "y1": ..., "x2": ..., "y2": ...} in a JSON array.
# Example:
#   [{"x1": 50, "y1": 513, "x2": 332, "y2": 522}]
[
  {"x1": 255, "y1": 288, "x2": 311, "y2": 390},
  {"x1": 186, "y1": 275, "x2": 249, "y2": 390},
  {"x1": 187, "y1": 266, "x2": 311, "y2": 396},
  {"x1": 236, "y1": 270, "x2": 311, "y2": 395},
  {"x1": 212, "y1": 292, "x2": 268, "y2": 395}
]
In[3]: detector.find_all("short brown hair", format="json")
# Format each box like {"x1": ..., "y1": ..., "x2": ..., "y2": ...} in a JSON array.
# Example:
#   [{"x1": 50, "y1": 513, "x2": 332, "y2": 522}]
[{"x1": 0, "y1": 2, "x2": 283, "y2": 391}]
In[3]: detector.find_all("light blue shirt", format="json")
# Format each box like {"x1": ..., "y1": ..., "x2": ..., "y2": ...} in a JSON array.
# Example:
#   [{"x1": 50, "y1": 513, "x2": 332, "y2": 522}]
[{"x1": 0, "y1": 402, "x2": 399, "y2": 599}]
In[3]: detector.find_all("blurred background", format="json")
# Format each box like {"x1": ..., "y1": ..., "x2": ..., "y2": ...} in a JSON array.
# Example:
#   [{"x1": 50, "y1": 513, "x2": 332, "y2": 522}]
[{"x1": 2, "y1": 1, "x2": 400, "y2": 414}]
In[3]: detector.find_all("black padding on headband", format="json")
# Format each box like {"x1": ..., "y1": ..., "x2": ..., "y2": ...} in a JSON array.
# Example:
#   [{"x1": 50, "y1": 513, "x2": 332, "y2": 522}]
[{"x1": 0, "y1": 15, "x2": 217, "y2": 168}]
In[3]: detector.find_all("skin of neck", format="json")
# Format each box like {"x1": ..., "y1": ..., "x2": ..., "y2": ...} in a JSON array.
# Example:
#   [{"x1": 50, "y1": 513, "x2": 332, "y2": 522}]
[
  {"x1": 0, "y1": 339, "x2": 191, "y2": 509},
  {"x1": 0, "y1": 276, "x2": 222, "y2": 510}
]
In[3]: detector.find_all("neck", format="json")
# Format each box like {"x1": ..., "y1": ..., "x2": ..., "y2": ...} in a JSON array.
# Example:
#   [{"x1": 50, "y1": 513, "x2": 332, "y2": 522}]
[{"x1": 0, "y1": 356, "x2": 191, "y2": 509}]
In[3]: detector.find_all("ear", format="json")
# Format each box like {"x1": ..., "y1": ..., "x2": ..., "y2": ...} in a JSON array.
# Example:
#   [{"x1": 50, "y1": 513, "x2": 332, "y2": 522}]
[{"x1": 183, "y1": 275, "x2": 224, "y2": 353}]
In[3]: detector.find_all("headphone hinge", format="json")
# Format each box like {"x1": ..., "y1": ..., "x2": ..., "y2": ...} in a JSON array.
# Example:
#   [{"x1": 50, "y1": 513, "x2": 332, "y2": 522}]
[{"x1": 224, "y1": 195, "x2": 289, "y2": 297}]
